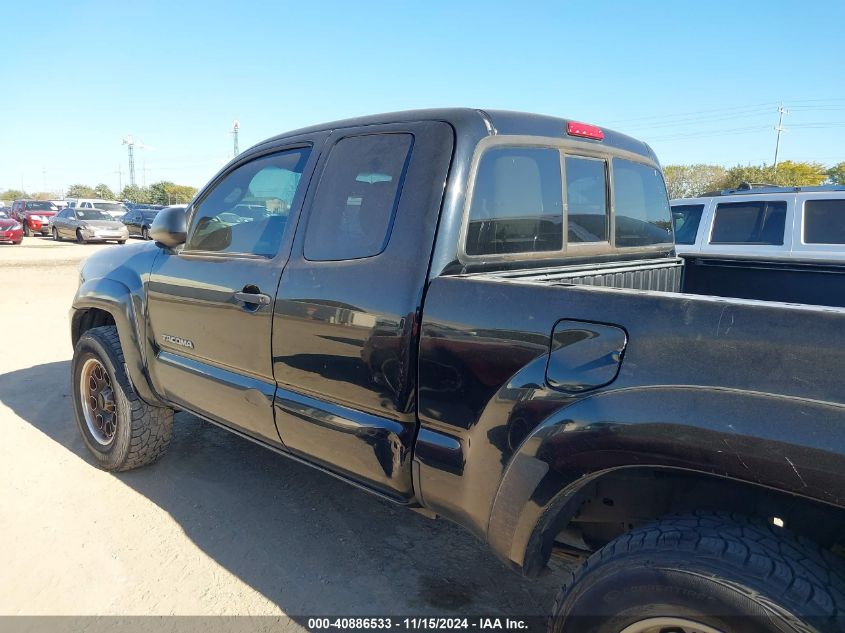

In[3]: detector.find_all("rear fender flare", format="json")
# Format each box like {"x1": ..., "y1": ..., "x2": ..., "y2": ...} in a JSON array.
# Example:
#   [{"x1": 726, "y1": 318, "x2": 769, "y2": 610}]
[{"x1": 486, "y1": 385, "x2": 845, "y2": 575}]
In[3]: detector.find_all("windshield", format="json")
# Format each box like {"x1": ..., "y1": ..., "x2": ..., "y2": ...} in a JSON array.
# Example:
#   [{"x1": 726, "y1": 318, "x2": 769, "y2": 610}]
[
  {"x1": 94, "y1": 203, "x2": 128, "y2": 214},
  {"x1": 76, "y1": 210, "x2": 114, "y2": 221},
  {"x1": 26, "y1": 201, "x2": 57, "y2": 211}
]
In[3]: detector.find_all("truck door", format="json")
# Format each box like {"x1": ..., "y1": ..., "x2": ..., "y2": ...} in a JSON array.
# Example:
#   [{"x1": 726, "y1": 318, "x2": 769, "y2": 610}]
[
  {"x1": 146, "y1": 136, "x2": 324, "y2": 446},
  {"x1": 272, "y1": 122, "x2": 454, "y2": 500}
]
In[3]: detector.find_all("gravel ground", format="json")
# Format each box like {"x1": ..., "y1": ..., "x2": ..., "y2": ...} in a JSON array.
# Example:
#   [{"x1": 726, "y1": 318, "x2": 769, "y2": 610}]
[{"x1": 0, "y1": 236, "x2": 564, "y2": 622}]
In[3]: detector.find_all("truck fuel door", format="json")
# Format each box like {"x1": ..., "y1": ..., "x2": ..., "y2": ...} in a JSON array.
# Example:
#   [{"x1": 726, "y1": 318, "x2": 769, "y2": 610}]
[{"x1": 545, "y1": 320, "x2": 627, "y2": 393}]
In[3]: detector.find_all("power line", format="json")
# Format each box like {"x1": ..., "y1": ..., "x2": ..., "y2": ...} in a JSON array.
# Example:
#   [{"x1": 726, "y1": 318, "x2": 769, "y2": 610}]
[
  {"x1": 649, "y1": 125, "x2": 770, "y2": 142},
  {"x1": 604, "y1": 101, "x2": 778, "y2": 125}
]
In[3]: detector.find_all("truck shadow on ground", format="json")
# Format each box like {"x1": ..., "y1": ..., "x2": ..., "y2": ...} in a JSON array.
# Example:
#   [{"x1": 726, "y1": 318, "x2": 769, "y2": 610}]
[{"x1": 0, "y1": 361, "x2": 563, "y2": 617}]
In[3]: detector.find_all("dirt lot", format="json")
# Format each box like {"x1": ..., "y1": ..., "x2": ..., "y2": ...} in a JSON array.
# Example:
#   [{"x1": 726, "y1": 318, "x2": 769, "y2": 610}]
[{"x1": 0, "y1": 236, "x2": 562, "y2": 619}]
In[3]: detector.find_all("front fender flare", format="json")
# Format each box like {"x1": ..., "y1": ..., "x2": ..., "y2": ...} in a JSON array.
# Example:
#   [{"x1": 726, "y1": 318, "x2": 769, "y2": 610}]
[{"x1": 71, "y1": 277, "x2": 165, "y2": 407}]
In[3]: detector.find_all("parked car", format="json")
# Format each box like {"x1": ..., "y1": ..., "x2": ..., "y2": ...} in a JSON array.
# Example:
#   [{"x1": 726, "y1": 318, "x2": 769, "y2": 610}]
[
  {"x1": 10, "y1": 199, "x2": 59, "y2": 236},
  {"x1": 672, "y1": 184, "x2": 845, "y2": 306},
  {"x1": 51, "y1": 207, "x2": 128, "y2": 243},
  {"x1": 123, "y1": 205, "x2": 185, "y2": 239},
  {"x1": 0, "y1": 209, "x2": 23, "y2": 244},
  {"x1": 68, "y1": 198, "x2": 129, "y2": 219},
  {"x1": 69, "y1": 109, "x2": 845, "y2": 630}
]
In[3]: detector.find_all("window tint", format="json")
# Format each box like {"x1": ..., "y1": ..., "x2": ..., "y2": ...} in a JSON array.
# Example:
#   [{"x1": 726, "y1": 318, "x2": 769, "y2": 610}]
[
  {"x1": 76, "y1": 210, "x2": 112, "y2": 221},
  {"x1": 466, "y1": 147, "x2": 563, "y2": 256},
  {"x1": 804, "y1": 199, "x2": 845, "y2": 245},
  {"x1": 711, "y1": 200, "x2": 786, "y2": 245},
  {"x1": 27, "y1": 201, "x2": 56, "y2": 211},
  {"x1": 304, "y1": 134, "x2": 412, "y2": 261},
  {"x1": 186, "y1": 147, "x2": 311, "y2": 256},
  {"x1": 613, "y1": 158, "x2": 673, "y2": 247},
  {"x1": 566, "y1": 156, "x2": 607, "y2": 243},
  {"x1": 671, "y1": 204, "x2": 705, "y2": 245}
]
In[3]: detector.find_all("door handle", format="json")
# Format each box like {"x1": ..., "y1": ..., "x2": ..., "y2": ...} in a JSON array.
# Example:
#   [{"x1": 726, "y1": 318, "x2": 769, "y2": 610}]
[{"x1": 234, "y1": 291, "x2": 271, "y2": 306}]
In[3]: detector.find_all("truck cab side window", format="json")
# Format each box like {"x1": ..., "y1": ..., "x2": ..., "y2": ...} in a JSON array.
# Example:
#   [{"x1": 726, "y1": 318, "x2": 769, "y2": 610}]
[
  {"x1": 466, "y1": 147, "x2": 563, "y2": 256},
  {"x1": 304, "y1": 133, "x2": 413, "y2": 261},
  {"x1": 186, "y1": 147, "x2": 311, "y2": 256}
]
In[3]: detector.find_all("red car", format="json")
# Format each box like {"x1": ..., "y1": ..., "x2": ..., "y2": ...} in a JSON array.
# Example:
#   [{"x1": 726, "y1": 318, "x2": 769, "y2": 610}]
[
  {"x1": 10, "y1": 199, "x2": 59, "y2": 236},
  {"x1": 0, "y1": 210, "x2": 23, "y2": 244}
]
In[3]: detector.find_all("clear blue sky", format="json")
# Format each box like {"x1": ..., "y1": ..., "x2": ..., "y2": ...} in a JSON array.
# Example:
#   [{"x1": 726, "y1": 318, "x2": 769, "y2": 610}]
[{"x1": 2, "y1": 0, "x2": 844, "y2": 195}]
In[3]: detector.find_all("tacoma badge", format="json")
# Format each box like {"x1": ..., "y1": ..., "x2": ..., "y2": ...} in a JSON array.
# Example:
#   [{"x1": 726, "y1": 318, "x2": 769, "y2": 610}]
[{"x1": 162, "y1": 334, "x2": 194, "y2": 350}]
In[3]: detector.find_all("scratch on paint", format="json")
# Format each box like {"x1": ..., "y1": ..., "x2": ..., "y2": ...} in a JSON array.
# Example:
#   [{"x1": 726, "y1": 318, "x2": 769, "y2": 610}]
[
  {"x1": 723, "y1": 439, "x2": 749, "y2": 470},
  {"x1": 785, "y1": 456, "x2": 807, "y2": 488},
  {"x1": 715, "y1": 305, "x2": 734, "y2": 337}
]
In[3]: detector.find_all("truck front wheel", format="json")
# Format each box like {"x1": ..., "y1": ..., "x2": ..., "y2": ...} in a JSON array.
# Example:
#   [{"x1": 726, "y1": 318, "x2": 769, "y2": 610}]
[
  {"x1": 71, "y1": 325, "x2": 173, "y2": 471},
  {"x1": 549, "y1": 512, "x2": 845, "y2": 633}
]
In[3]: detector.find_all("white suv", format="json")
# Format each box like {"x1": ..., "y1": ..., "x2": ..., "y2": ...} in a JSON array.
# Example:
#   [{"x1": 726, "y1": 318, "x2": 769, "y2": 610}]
[{"x1": 672, "y1": 185, "x2": 845, "y2": 262}]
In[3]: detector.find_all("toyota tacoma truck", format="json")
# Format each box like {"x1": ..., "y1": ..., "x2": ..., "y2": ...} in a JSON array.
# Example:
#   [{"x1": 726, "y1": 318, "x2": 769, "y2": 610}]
[{"x1": 69, "y1": 109, "x2": 845, "y2": 633}]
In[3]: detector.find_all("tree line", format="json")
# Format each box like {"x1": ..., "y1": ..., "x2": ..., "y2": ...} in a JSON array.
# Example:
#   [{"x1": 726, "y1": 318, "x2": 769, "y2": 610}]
[
  {"x1": 663, "y1": 161, "x2": 845, "y2": 200},
  {"x1": 0, "y1": 181, "x2": 198, "y2": 205}
]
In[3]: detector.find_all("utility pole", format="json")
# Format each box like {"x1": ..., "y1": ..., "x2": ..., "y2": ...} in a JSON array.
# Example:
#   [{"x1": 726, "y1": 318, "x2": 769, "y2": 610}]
[
  {"x1": 42, "y1": 166, "x2": 47, "y2": 193},
  {"x1": 232, "y1": 119, "x2": 240, "y2": 158},
  {"x1": 115, "y1": 164, "x2": 123, "y2": 194},
  {"x1": 773, "y1": 103, "x2": 789, "y2": 168}
]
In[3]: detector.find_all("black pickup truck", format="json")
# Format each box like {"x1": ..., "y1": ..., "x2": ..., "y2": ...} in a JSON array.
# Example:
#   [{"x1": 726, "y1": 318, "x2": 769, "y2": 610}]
[{"x1": 70, "y1": 109, "x2": 845, "y2": 632}]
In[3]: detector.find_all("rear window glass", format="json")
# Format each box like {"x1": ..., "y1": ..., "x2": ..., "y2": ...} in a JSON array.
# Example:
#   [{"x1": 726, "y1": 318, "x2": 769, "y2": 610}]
[
  {"x1": 566, "y1": 157, "x2": 607, "y2": 243},
  {"x1": 466, "y1": 147, "x2": 563, "y2": 256},
  {"x1": 612, "y1": 158, "x2": 673, "y2": 247},
  {"x1": 76, "y1": 210, "x2": 112, "y2": 221},
  {"x1": 671, "y1": 204, "x2": 705, "y2": 245},
  {"x1": 304, "y1": 134, "x2": 413, "y2": 261},
  {"x1": 804, "y1": 199, "x2": 845, "y2": 245},
  {"x1": 711, "y1": 201, "x2": 786, "y2": 245}
]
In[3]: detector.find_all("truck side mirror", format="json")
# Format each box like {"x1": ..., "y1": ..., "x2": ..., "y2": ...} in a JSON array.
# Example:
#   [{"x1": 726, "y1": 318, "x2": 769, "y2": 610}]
[{"x1": 150, "y1": 206, "x2": 187, "y2": 248}]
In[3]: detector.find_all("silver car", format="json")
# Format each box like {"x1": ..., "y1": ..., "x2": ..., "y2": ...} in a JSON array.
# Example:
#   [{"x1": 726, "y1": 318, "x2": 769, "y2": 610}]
[{"x1": 50, "y1": 207, "x2": 129, "y2": 244}]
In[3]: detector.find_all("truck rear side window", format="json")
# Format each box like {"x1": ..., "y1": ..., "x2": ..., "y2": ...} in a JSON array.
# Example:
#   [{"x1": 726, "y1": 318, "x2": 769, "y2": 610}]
[
  {"x1": 711, "y1": 201, "x2": 786, "y2": 245},
  {"x1": 671, "y1": 204, "x2": 705, "y2": 244},
  {"x1": 566, "y1": 156, "x2": 608, "y2": 243},
  {"x1": 612, "y1": 158, "x2": 673, "y2": 247},
  {"x1": 304, "y1": 134, "x2": 413, "y2": 261},
  {"x1": 465, "y1": 148, "x2": 563, "y2": 256},
  {"x1": 804, "y1": 199, "x2": 845, "y2": 244}
]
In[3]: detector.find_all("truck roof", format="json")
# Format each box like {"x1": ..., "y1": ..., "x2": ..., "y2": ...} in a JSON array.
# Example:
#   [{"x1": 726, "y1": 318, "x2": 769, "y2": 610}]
[{"x1": 251, "y1": 108, "x2": 658, "y2": 164}]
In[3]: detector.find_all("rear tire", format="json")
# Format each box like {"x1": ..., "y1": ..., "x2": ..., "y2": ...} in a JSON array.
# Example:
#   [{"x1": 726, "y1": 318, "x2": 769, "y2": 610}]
[
  {"x1": 549, "y1": 512, "x2": 845, "y2": 633},
  {"x1": 116, "y1": 240, "x2": 126, "y2": 245},
  {"x1": 12, "y1": 240, "x2": 21, "y2": 245},
  {"x1": 23, "y1": 223, "x2": 31, "y2": 237},
  {"x1": 76, "y1": 229, "x2": 86, "y2": 244},
  {"x1": 52, "y1": 227, "x2": 61, "y2": 242},
  {"x1": 71, "y1": 325, "x2": 174, "y2": 471},
  {"x1": 142, "y1": 226, "x2": 150, "y2": 240}
]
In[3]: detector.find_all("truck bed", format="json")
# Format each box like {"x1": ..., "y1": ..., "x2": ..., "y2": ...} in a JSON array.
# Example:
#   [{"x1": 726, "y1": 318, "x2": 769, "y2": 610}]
[
  {"x1": 415, "y1": 271, "x2": 845, "y2": 542},
  {"x1": 472, "y1": 257, "x2": 683, "y2": 292}
]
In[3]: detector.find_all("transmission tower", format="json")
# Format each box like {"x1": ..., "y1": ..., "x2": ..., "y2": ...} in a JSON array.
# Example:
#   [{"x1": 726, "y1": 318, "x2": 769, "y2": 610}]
[
  {"x1": 232, "y1": 119, "x2": 240, "y2": 157},
  {"x1": 122, "y1": 135, "x2": 137, "y2": 187}
]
